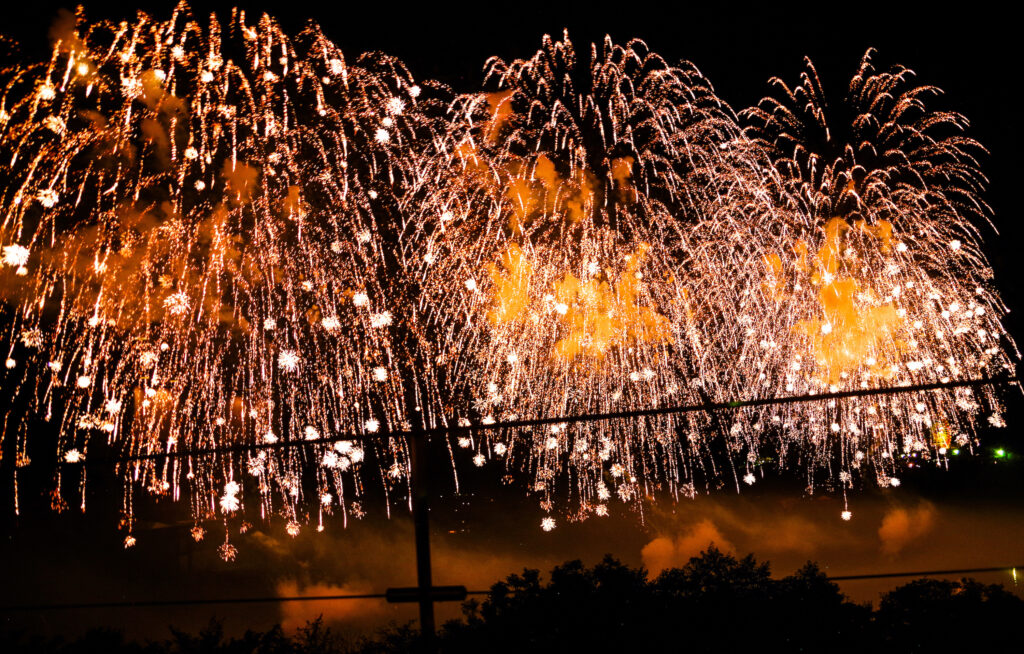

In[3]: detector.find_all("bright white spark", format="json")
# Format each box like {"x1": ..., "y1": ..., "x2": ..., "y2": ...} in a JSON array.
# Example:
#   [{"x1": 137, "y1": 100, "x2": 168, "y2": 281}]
[
  {"x1": 277, "y1": 350, "x2": 300, "y2": 371},
  {"x1": 2, "y1": 245, "x2": 29, "y2": 267}
]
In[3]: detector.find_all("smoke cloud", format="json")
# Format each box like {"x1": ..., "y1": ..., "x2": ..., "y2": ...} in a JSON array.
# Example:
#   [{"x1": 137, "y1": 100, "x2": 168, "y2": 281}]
[{"x1": 878, "y1": 501, "x2": 937, "y2": 555}]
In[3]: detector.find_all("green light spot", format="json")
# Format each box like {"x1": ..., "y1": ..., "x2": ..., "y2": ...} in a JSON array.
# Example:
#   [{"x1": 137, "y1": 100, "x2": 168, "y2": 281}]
[
  {"x1": 952, "y1": 449, "x2": 960, "y2": 456},
  {"x1": 995, "y1": 448, "x2": 1006, "y2": 458}
]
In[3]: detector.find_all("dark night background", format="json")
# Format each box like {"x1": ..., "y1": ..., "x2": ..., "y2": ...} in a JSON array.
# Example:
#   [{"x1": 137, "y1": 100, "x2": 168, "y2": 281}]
[{"x1": 1, "y1": 0, "x2": 1021, "y2": 643}]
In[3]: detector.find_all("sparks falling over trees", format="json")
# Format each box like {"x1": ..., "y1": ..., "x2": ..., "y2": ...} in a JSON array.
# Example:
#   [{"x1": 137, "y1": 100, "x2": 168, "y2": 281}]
[{"x1": 0, "y1": 6, "x2": 1017, "y2": 551}]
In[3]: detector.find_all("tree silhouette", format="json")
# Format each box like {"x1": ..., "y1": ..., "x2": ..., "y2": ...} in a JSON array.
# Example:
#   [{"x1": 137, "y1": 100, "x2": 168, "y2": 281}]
[
  {"x1": 876, "y1": 578, "x2": 1023, "y2": 652},
  {"x1": 3, "y1": 550, "x2": 1022, "y2": 652},
  {"x1": 438, "y1": 547, "x2": 875, "y2": 653}
]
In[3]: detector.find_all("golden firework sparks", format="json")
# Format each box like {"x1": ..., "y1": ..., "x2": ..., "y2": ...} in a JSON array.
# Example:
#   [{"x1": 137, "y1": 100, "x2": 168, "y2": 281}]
[{"x1": 0, "y1": 15, "x2": 1016, "y2": 545}]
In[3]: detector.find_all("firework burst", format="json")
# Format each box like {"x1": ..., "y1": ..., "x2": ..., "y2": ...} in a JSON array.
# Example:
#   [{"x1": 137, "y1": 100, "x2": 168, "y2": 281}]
[
  {"x1": 402, "y1": 32, "x2": 774, "y2": 517},
  {"x1": 0, "y1": 4, "x2": 426, "y2": 535},
  {"x1": 679, "y1": 49, "x2": 1018, "y2": 496}
]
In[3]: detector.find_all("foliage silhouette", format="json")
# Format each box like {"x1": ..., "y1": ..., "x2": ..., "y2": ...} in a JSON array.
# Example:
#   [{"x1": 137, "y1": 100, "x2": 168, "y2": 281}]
[{"x1": 2, "y1": 549, "x2": 1022, "y2": 653}]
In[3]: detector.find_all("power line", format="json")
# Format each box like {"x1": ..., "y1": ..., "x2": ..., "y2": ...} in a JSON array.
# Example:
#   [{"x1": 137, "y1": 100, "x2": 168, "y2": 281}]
[
  {"x1": 57, "y1": 375, "x2": 1020, "y2": 467},
  {"x1": 0, "y1": 593, "x2": 397, "y2": 612},
  {"x1": 827, "y1": 565, "x2": 1023, "y2": 581},
  {"x1": 3, "y1": 564, "x2": 1020, "y2": 612},
  {"x1": 0, "y1": 591, "x2": 493, "y2": 612}
]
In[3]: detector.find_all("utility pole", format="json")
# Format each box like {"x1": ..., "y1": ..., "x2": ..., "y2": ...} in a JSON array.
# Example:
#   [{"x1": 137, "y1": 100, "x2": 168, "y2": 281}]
[
  {"x1": 409, "y1": 424, "x2": 435, "y2": 644},
  {"x1": 385, "y1": 424, "x2": 467, "y2": 650}
]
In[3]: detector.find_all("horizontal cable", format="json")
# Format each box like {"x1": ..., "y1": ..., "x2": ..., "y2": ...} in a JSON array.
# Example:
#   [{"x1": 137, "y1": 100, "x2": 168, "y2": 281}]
[
  {"x1": 0, "y1": 591, "x2": 490, "y2": 612},
  {"x1": 3, "y1": 564, "x2": 1020, "y2": 611},
  {"x1": 827, "y1": 565, "x2": 1023, "y2": 581},
  {"x1": 58, "y1": 375, "x2": 1018, "y2": 467}
]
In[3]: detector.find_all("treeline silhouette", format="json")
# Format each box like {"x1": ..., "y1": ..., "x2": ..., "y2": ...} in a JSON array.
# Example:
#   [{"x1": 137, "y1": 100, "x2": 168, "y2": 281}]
[{"x1": 4, "y1": 548, "x2": 1022, "y2": 653}]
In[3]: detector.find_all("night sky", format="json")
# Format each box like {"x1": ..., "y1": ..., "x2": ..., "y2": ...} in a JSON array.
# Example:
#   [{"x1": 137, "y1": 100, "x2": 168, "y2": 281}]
[{"x1": 1, "y1": 0, "x2": 1021, "y2": 642}]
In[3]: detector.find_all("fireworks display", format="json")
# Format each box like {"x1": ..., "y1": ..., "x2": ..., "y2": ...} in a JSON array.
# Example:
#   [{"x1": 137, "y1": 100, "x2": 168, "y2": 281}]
[
  {"x1": 0, "y1": 5, "x2": 426, "y2": 543},
  {"x1": 403, "y1": 32, "x2": 760, "y2": 516},
  {"x1": 706, "y1": 50, "x2": 1015, "y2": 495},
  {"x1": 0, "y1": 6, "x2": 1016, "y2": 550}
]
